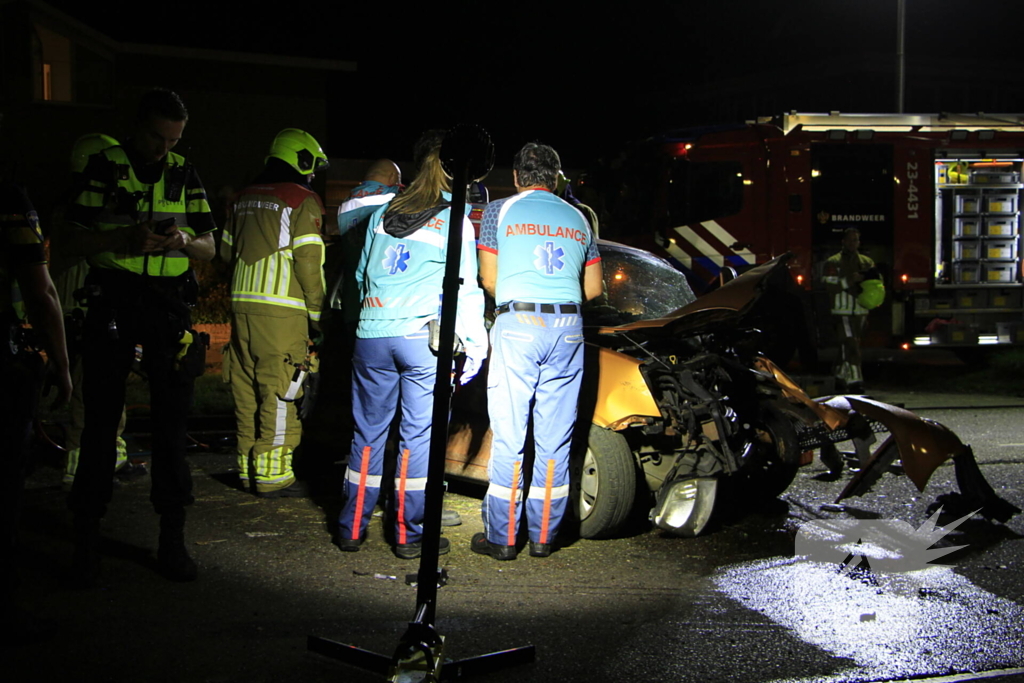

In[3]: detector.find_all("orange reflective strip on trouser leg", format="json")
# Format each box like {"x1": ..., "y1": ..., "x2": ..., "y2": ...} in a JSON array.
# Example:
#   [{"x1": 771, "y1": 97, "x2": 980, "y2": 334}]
[
  {"x1": 349, "y1": 446, "x2": 371, "y2": 541},
  {"x1": 506, "y1": 460, "x2": 521, "y2": 547},
  {"x1": 396, "y1": 449, "x2": 410, "y2": 545},
  {"x1": 539, "y1": 458, "x2": 555, "y2": 545}
]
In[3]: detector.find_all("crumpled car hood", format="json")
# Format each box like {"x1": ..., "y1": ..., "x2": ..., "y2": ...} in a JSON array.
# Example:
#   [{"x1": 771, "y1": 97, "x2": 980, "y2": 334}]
[{"x1": 596, "y1": 255, "x2": 789, "y2": 336}]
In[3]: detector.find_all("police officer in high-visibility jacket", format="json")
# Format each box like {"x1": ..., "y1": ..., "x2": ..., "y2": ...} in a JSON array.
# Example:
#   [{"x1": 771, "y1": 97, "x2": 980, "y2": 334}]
[
  {"x1": 64, "y1": 88, "x2": 216, "y2": 584},
  {"x1": 823, "y1": 227, "x2": 876, "y2": 392},
  {"x1": 220, "y1": 129, "x2": 328, "y2": 498},
  {"x1": 473, "y1": 143, "x2": 603, "y2": 560},
  {"x1": 51, "y1": 134, "x2": 132, "y2": 490}
]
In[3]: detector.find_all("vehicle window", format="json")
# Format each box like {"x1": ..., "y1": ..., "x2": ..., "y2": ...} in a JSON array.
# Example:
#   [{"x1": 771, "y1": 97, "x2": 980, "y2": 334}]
[
  {"x1": 668, "y1": 159, "x2": 744, "y2": 225},
  {"x1": 588, "y1": 243, "x2": 698, "y2": 324}
]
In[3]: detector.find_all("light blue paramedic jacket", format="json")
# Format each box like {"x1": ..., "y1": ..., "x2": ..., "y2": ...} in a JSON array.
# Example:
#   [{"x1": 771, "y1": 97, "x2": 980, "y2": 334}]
[{"x1": 355, "y1": 192, "x2": 487, "y2": 357}]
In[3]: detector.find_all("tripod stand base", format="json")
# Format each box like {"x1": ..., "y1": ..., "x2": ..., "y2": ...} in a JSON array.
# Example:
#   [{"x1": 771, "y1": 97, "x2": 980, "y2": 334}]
[
  {"x1": 307, "y1": 634, "x2": 535, "y2": 681},
  {"x1": 440, "y1": 644, "x2": 536, "y2": 680},
  {"x1": 307, "y1": 636, "x2": 392, "y2": 675}
]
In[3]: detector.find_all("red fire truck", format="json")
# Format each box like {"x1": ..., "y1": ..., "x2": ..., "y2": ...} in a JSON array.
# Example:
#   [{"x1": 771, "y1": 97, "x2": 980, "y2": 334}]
[{"x1": 593, "y1": 112, "x2": 1024, "y2": 351}]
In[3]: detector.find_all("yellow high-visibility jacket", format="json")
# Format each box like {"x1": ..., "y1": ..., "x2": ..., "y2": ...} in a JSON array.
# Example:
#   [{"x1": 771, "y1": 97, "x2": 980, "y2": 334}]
[
  {"x1": 823, "y1": 249, "x2": 875, "y2": 315},
  {"x1": 68, "y1": 146, "x2": 215, "y2": 277},
  {"x1": 222, "y1": 182, "x2": 325, "y2": 321}
]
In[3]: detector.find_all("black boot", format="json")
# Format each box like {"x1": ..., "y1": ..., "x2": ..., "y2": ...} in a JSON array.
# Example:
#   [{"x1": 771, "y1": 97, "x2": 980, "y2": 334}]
[
  {"x1": 71, "y1": 516, "x2": 101, "y2": 589},
  {"x1": 157, "y1": 510, "x2": 197, "y2": 582}
]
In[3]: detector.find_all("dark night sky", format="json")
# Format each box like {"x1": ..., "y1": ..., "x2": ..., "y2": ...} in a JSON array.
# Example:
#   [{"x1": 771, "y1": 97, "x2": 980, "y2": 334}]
[{"x1": 42, "y1": 0, "x2": 1024, "y2": 165}]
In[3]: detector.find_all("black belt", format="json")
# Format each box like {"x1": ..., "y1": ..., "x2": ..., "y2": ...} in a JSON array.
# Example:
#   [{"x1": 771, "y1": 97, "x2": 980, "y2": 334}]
[
  {"x1": 495, "y1": 302, "x2": 580, "y2": 315},
  {"x1": 85, "y1": 268, "x2": 194, "y2": 317}
]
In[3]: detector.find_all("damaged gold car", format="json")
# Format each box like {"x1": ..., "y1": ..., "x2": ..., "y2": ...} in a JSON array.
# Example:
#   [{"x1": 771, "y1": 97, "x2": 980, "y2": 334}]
[{"x1": 446, "y1": 242, "x2": 1019, "y2": 539}]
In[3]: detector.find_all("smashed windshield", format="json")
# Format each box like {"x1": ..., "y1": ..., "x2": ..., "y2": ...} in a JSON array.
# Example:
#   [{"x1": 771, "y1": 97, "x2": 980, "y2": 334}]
[{"x1": 586, "y1": 241, "x2": 697, "y2": 325}]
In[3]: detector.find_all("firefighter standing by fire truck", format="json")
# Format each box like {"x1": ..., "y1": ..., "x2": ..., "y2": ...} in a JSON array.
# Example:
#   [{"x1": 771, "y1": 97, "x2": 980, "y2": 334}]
[
  {"x1": 220, "y1": 129, "x2": 327, "y2": 498},
  {"x1": 64, "y1": 88, "x2": 216, "y2": 585},
  {"x1": 823, "y1": 227, "x2": 876, "y2": 392}
]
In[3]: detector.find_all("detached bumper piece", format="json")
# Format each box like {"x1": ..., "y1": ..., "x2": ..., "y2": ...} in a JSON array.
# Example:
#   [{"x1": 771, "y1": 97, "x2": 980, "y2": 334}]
[
  {"x1": 820, "y1": 396, "x2": 1020, "y2": 525},
  {"x1": 935, "y1": 446, "x2": 1022, "y2": 524}
]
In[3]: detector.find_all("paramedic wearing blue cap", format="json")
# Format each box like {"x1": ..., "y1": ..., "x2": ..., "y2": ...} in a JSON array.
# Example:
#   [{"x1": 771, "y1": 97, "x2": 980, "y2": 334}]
[{"x1": 472, "y1": 143, "x2": 603, "y2": 560}]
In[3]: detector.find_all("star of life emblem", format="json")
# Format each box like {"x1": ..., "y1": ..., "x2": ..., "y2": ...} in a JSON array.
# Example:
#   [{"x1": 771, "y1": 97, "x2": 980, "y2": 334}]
[
  {"x1": 534, "y1": 241, "x2": 565, "y2": 275},
  {"x1": 383, "y1": 243, "x2": 410, "y2": 275}
]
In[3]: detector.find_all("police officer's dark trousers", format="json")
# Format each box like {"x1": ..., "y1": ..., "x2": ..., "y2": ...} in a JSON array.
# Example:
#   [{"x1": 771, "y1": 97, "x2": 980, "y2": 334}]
[
  {"x1": 0, "y1": 345, "x2": 43, "y2": 600},
  {"x1": 69, "y1": 271, "x2": 195, "y2": 521}
]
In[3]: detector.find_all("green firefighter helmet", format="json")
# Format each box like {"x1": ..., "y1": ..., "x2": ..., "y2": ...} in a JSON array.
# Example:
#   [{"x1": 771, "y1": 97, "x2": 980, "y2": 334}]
[
  {"x1": 266, "y1": 128, "x2": 329, "y2": 175},
  {"x1": 858, "y1": 278, "x2": 885, "y2": 310},
  {"x1": 70, "y1": 133, "x2": 119, "y2": 173}
]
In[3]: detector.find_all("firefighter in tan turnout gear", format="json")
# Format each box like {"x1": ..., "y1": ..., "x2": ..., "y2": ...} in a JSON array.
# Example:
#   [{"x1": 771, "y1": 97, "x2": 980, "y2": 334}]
[
  {"x1": 823, "y1": 227, "x2": 876, "y2": 392},
  {"x1": 221, "y1": 129, "x2": 328, "y2": 497}
]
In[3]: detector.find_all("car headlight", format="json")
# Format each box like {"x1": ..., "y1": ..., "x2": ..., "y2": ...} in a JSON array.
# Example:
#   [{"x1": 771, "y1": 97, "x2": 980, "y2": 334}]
[{"x1": 650, "y1": 477, "x2": 717, "y2": 537}]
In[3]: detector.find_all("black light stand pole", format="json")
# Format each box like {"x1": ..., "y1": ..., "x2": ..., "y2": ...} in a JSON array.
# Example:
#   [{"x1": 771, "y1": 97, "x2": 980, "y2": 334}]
[
  {"x1": 308, "y1": 125, "x2": 535, "y2": 681},
  {"x1": 412, "y1": 126, "x2": 477, "y2": 627}
]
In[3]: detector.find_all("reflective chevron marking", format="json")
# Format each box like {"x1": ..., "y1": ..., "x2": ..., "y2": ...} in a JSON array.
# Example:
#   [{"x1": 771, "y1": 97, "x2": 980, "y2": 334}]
[
  {"x1": 663, "y1": 240, "x2": 693, "y2": 269},
  {"x1": 700, "y1": 220, "x2": 755, "y2": 264},
  {"x1": 668, "y1": 221, "x2": 756, "y2": 276},
  {"x1": 675, "y1": 225, "x2": 724, "y2": 266}
]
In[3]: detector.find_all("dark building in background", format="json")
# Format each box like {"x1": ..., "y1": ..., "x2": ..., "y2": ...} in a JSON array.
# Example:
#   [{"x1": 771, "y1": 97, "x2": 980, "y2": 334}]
[{"x1": 0, "y1": 0, "x2": 355, "y2": 224}]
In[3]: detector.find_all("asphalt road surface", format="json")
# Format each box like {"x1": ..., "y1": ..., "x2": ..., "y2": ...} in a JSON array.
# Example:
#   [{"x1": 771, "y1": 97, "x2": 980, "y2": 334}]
[{"x1": 10, "y1": 390, "x2": 1024, "y2": 683}]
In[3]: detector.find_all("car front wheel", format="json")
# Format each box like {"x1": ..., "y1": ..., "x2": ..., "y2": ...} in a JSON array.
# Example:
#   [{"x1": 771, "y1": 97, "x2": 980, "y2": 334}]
[{"x1": 573, "y1": 424, "x2": 637, "y2": 539}]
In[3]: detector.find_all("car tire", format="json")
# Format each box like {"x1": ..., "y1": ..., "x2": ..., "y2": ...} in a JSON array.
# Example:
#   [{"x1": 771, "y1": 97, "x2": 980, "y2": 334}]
[
  {"x1": 573, "y1": 424, "x2": 637, "y2": 539},
  {"x1": 737, "y1": 403, "x2": 800, "y2": 500}
]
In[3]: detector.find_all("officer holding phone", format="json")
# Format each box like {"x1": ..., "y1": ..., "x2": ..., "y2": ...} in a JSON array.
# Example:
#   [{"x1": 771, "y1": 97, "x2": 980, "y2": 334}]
[{"x1": 63, "y1": 89, "x2": 216, "y2": 585}]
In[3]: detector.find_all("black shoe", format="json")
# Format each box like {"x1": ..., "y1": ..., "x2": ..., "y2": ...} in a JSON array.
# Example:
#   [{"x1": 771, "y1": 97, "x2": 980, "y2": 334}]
[
  {"x1": 529, "y1": 541, "x2": 553, "y2": 558},
  {"x1": 394, "y1": 537, "x2": 450, "y2": 560},
  {"x1": 157, "y1": 511, "x2": 198, "y2": 582},
  {"x1": 441, "y1": 509, "x2": 462, "y2": 527},
  {"x1": 71, "y1": 516, "x2": 101, "y2": 589},
  {"x1": 257, "y1": 480, "x2": 308, "y2": 499},
  {"x1": 114, "y1": 460, "x2": 148, "y2": 482},
  {"x1": 157, "y1": 544, "x2": 198, "y2": 582},
  {"x1": 470, "y1": 533, "x2": 516, "y2": 561},
  {"x1": 337, "y1": 537, "x2": 363, "y2": 552}
]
